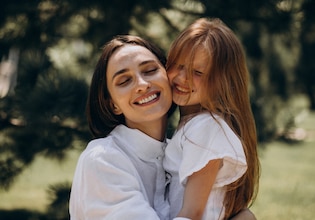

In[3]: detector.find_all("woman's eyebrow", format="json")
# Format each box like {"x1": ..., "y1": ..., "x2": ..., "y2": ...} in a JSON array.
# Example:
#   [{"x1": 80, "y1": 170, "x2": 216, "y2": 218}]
[
  {"x1": 139, "y1": 60, "x2": 156, "y2": 66},
  {"x1": 111, "y1": 68, "x2": 128, "y2": 81},
  {"x1": 111, "y1": 60, "x2": 158, "y2": 81}
]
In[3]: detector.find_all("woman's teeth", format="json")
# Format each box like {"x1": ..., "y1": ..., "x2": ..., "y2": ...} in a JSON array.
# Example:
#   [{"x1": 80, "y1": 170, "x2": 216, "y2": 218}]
[{"x1": 138, "y1": 94, "x2": 157, "y2": 104}]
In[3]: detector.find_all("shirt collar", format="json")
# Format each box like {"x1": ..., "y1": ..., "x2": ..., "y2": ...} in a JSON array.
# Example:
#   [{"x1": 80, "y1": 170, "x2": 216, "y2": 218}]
[{"x1": 111, "y1": 125, "x2": 166, "y2": 161}]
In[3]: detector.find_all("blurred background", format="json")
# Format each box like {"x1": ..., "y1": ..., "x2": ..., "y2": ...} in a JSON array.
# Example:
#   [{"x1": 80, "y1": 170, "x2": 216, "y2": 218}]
[{"x1": 0, "y1": 0, "x2": 314, "y2": 219}]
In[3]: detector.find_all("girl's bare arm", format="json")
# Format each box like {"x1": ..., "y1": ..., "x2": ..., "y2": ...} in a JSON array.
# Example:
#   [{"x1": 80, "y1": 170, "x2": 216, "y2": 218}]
[
  {"x1": 230, "y1": 208, "x2": 257, "y2": 220},
  {"x1": 177, "y1": 159, "x2": 222, "y2": 220}
]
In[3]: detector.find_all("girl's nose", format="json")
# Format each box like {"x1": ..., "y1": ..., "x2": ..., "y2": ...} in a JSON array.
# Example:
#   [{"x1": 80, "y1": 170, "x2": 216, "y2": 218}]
[
  {"x1": 135, "y1": 74, "x2": 151, "y2": 92},
  {"x1": 177, "y1": 66, "x2": 187, "y2": 81}
]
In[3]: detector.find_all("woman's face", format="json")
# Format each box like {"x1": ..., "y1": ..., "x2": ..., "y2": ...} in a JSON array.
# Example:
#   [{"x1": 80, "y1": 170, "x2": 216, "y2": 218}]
[
  {"x1": 106, "y1": 45, "x2": 172, "y2": 129},
  {"x1": 167, "y1": 46, "x2": 208, "y2": 107}
]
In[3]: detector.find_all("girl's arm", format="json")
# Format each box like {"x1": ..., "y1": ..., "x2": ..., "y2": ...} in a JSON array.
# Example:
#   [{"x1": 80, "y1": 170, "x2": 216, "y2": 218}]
[
  {"x1": 177, "y1": 159, "x2": 222, "y2": 220},
  {"x1": 230, "y1": 208, "x2": 257, "y2": 220}
]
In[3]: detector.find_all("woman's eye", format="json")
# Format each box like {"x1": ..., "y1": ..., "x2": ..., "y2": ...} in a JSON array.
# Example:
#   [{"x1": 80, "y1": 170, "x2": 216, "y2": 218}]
[
  {"x1": 116, "y1": 77, "x2": 130, "y2": 86},
  {"x1": 144, "y1": 68, "x2": 158, "y2": 74}
]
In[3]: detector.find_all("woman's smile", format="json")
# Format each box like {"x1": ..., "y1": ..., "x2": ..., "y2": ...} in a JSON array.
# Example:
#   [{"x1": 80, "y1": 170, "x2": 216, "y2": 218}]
[
  {"x1": 106, "y1": 44, "x2": 172, "y2": 128},
  {"x1": 135, "y1": 91, "x2": 160, "y2": 105}
]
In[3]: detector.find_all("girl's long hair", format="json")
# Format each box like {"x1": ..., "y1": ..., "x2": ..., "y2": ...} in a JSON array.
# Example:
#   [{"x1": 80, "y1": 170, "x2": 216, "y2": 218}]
[{"x1": 167, "y1": 18, "x2": 260, "y2": 219}]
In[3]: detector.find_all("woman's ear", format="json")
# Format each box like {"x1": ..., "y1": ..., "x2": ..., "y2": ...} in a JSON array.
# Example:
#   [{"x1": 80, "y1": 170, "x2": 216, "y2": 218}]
[{"x1": 110, "y1": 101, "x2": 123, "y2": 115}]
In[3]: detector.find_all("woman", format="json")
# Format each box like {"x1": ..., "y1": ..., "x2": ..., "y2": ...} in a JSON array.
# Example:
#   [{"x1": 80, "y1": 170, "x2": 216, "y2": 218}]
[{"x1": 69, "y1": 35, "x2": 173, "y2": 219}]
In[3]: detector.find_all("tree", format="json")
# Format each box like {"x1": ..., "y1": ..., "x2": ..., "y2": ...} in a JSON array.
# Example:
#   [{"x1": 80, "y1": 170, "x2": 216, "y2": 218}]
[
  {"x1": 133, "y1": 0, "x2": 311, "y2": 142},
  {"x1": 0, "y1": 0, "x2": 171, "y2": 189},
  {"x1": 297, "y1": 0, "x2": 315, "y2": 109}
]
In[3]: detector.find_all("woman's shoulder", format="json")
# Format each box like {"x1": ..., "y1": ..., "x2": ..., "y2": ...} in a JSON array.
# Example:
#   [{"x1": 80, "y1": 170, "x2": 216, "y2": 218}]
[
  {"x1": 81, "y1": 136, "x2": 128, "y2": 161},
  {"x1": 76, "y1": 136, "x2": 139, "y2": 175},
  {"x1": 87, "y1": 136, "x2": 114, "y2": 149}
]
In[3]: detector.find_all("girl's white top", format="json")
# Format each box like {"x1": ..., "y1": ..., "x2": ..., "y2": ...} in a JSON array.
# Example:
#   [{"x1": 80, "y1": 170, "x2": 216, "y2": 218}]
[
  {"x1": 69, "y1": 124, "x2": 169, "y2": 220},
  {"x1": 163, "y1": 112, "x2": 247, "y2": 220}
]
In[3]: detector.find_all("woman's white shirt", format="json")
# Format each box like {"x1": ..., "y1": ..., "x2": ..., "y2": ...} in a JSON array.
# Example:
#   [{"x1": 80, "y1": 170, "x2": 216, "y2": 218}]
[
  {"x1": 69, "y1": 124, "x2": 169, "y2": 220},
  {"x1": 164, "y1": 113, "x2": 247, "y2": 220}
]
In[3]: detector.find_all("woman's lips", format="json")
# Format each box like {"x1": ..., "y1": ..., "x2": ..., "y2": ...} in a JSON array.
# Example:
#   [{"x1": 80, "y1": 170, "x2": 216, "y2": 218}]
[{"x1": 134, "y1": 92, "x2": 160, "y2": 105}]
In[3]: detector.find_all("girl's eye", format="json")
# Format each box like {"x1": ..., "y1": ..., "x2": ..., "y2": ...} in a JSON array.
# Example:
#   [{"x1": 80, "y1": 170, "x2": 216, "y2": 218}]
[
  {"x1": 177, "y1": 64, "x2": 184, "y2": 70},
  {"x1": 194, "y1": 70, "x2": 203, "y2": 76}
]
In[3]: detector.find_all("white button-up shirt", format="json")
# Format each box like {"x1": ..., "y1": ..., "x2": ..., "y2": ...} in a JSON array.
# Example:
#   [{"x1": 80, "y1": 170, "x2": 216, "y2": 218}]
[{"x1": 70, "y1": 125, "x2": 169, "y2": 219}]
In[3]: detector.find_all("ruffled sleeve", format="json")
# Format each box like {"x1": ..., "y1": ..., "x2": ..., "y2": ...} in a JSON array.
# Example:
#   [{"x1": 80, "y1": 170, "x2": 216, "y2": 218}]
[{"x1": 178, "y1": 113, "x2": 247, "y2": 188}]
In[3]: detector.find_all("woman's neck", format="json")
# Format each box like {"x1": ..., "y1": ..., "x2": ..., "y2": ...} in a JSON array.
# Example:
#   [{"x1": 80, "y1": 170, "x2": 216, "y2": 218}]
[{"x1": 126, "y1": 116, "x2": 168, "y2": 142}]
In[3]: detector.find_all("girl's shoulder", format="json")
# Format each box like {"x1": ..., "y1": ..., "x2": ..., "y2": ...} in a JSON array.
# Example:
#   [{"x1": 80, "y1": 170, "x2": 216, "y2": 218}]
[
  {"x1": 186, "y1": 112, "x2": 226, "y2": 128},
  {"x1": 181, "y1": 112, "x2": 236, "y2": 140}
]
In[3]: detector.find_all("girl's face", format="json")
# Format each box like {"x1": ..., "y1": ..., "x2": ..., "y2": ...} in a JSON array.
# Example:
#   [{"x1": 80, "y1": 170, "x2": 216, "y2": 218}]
[
  {"x1": 106, "y1": 45, "x2": 172, "y2": 129},
  {"x1": 167, "y1": 47, "x2": 208, "y2": 107}
]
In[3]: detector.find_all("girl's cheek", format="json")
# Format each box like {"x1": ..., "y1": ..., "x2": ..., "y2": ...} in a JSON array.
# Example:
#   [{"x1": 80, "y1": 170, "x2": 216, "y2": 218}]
[{"x1": 167, "y1": 70, "x2": 177, "y2": 80}]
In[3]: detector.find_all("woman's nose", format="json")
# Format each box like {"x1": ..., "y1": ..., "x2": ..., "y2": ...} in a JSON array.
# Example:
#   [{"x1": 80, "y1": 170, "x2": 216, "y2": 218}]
[{"x1": 135, "y1": 75, "x2": 151, "y2": 92}]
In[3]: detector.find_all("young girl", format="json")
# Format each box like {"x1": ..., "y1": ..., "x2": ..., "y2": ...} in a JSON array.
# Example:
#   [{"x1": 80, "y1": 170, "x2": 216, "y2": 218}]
[{"x1": 163, "y1": 18, "x2": 260, "y2": 220}]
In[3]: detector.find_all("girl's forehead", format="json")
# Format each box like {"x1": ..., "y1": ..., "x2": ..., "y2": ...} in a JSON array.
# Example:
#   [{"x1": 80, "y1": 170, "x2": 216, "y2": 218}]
[
  {"x1": 176, "y1": 46, "x2": 209, "y2": 67},
  {"x1": 193, "y1": 47, "x2": 209, "y2": 67}
]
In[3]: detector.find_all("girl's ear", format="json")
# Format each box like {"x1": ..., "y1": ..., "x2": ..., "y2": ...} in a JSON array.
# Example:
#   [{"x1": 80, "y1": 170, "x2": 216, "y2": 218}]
[{"x1": 110, "y1": 101, "x2": 123, "y2": 115}]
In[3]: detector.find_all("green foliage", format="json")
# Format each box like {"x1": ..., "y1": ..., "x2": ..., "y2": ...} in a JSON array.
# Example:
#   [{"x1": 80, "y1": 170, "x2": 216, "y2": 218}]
[
  {"x1": 0, "y1": 209, "x2": 46, "y2": 220},
  {"x1": 46, "y1": 182, "x2": 72, "y2": 220},
  {"x1": 0, "y1": 0, "x2": 173, "y2": 190}
]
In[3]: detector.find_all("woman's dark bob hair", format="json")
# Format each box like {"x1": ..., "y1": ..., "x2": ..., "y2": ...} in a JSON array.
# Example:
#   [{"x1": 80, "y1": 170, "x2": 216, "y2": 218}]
[{"x1": 86, "y1": 35, "x2": 176, "y2": 138}]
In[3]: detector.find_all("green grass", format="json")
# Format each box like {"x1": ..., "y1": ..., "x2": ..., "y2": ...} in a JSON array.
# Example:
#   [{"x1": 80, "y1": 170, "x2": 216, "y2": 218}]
[
  {"x1": 252, "y1": 140, "x2": 315, "y2": 219},
  {"x1": 0, "y1": 149, "x2": 81, "y2": 213},
  {"x1": 1, "y1": 112, "x2": 314, "y2": 219},
  {"x1": 252, "y1": 111, "x2": 315, "y2": 220}
]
